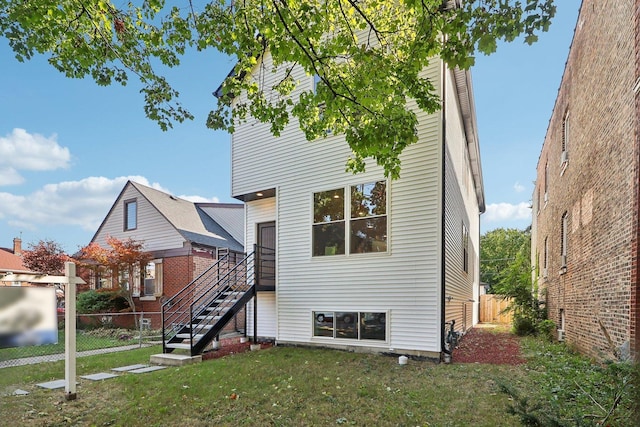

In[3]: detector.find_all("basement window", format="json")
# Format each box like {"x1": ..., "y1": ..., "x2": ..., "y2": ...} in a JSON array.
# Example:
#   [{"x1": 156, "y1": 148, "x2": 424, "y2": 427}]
[{"x1": 313, "y1": 311, "x2": 386, "y2": 341}]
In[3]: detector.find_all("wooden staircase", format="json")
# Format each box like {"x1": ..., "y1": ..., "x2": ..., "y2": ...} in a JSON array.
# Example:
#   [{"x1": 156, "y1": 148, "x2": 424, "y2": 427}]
[{"x1": 161, "y1": 250, "x2": 257, "y2": 356}]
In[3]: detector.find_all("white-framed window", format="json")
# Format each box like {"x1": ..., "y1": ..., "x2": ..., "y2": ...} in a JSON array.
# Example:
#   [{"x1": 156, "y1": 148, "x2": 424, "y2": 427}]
[
  {"x1": 124, "y1": 199, "x2": 137, "y2": 231},
  {"x1": 312, "y1": 181, "x2": 387, "y2": 256},
  {"x1": 143, "y1": 260, "x2": 163, "y2": 297},
  {"x1": 313, "y1": 311, "x2": 386, "y2": 341},
  {"x1": 544, "y1": 160, "x2": 549, "y2": 203}
]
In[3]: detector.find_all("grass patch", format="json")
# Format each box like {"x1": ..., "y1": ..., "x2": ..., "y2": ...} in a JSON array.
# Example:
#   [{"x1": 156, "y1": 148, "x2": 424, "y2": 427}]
[
  {"x1": 1, "y1": 336, "x2": 636, "y2": 426},
  {"x1": 1, "y1": 346, "x2": 524, "y2": 426},
  {"x1": 0, "y1": 328, "x2": 142, "y2": 361},
  {"x1": 499, "y1": 338, "x2": 636, "y2": 426}
]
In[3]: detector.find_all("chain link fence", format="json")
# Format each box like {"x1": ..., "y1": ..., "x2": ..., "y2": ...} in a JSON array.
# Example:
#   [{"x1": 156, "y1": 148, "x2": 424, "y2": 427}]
[{"x1": 0, "y1": 311, "x2": 162, "y2": 368}]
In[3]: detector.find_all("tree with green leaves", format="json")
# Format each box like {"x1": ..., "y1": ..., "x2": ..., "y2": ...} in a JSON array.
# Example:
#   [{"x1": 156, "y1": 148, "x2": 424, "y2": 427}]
[
  {"x1": 480, "y1": 227, "x2": 549, "y2": 336},
  {"x1": 480, "y1": 227, "x2": 531, "y2": 292},
  {"x1": 0, "y1": 0, "x2": 555, "y2": 178}
]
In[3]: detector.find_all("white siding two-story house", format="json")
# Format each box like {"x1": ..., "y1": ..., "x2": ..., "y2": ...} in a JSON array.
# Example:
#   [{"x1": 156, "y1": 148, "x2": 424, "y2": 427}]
[{"x1": 226, "y1": 56, "x2": 484, "y2": 359}]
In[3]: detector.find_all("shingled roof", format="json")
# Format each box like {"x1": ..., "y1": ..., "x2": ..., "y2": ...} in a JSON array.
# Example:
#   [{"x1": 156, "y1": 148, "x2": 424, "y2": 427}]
[{"x1": 127, "y1": 181, "x2": 244, "y2": 253}]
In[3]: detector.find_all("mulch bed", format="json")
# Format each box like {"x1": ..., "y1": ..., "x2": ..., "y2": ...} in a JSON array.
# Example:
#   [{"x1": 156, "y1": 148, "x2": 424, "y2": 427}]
[
  {"x1": 453, "y1": 326, "x2": 526, "y2": 365},
  {"x1": 201, "y1": 337, "x2": 273, "y2": 361},
  {"x1": 202, "y1": 327, "x2": 524, "y2": 365}
]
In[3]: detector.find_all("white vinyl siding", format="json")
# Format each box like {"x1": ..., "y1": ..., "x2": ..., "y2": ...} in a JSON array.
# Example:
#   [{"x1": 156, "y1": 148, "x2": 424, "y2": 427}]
[
  {"x1": 94, "y1": 185, "x2": 186, "y2": 251},
  {"x1": 235, "y1": 56, "x2": 444, "y2": 354},
  {"x1": 442, "y1": 68, "x2": 481, "y2": 330},
  {"x1": 245, "y1": 197, "x2": 278, "y2": 338}
]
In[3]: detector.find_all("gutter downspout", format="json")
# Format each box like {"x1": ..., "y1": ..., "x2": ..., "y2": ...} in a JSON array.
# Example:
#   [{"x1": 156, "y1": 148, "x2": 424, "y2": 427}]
[{"x1": 440, "y1": 60, "x2": 450, "y2": 361}]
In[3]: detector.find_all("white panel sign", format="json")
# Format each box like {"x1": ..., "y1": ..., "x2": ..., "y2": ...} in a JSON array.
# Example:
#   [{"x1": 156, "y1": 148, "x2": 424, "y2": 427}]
[{"x1": 0, "y1": 287, "x2": 58, "y2": 348}]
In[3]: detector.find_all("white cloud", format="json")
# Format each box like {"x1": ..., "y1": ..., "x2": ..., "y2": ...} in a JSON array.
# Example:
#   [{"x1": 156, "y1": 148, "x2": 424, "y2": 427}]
[
  {"x1": 0, "y1": 167, "x2": 24, "y2": 186},
  {"x1": 0, "y1": 176, "x2": 164, "y2": 232},
  {"x1": 0, "y1": 129, "x2": 71, "y2": 185},
  {"x1": 180, "y1": 194, "x2": 221, "y2": 203},
  {"x1": 513, "y1": 182, "x2": 526, "y2": 193},
  {"x1": 483, "y1": 202, "x2": 531, "y2": 223},
  {"x1": 0, "y1": 176, "x2": 221, "y2": 237}
]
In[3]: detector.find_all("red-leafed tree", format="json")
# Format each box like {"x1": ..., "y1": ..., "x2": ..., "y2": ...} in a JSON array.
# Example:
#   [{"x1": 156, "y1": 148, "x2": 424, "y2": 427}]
[
  {"x1": 21, "y1": 239, "x2": 69, "y2": 275},
  {"x1": 76, "y1": 237, "x2": 152, "y2": 313}
]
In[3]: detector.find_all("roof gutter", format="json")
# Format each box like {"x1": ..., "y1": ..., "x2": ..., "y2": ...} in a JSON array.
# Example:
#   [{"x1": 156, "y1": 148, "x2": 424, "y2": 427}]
[{"x1": 440, "y1": 60, "x2": 450, "y2": 360}]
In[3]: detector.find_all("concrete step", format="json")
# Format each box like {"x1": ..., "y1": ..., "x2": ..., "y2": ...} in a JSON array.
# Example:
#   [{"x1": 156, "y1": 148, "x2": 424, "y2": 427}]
[{"x1": 151, "y1": 353, "x2": 202, "y2": 366}]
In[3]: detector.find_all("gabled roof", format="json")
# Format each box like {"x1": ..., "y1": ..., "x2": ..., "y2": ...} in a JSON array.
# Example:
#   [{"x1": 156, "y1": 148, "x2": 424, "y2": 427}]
[
  {"x1": 0, "y1": 247, "x2": 31, "y2": 274},
  {"x1": 92, "y1": 181, "x2": 244, "y2": 253},
  {"x1": 130, "y1": 181, "x2": 244, "y2": 252}
]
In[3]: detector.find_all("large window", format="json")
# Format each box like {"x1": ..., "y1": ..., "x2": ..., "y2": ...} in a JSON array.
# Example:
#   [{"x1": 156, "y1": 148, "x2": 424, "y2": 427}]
[
  {"x1": 124, "y1": 199, "x2": 137, "y2": 231},
  {"x1": 313, "y1": 311, "x2": 386, "y2": 341},
  {"x1": 313, "y1": 181, "x2": 387, "y2": 256},
  {"x1": 313, "y1": 188, "x2": 345, "y2": 256},
  {"x1": 143, "y1": 260, "x2": 163, "y2": 297}
]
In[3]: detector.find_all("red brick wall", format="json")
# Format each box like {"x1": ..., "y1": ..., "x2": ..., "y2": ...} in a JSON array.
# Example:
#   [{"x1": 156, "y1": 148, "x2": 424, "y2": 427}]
[
  {"x1": 136, "y1": 251, "x2": 245, "y2": 333},
  {"x1": 533, "y1": 0, "x2": 638, "y2": 360},
  {"x1": 632, "y1": 0, "x2": 640, "y2": 360}
]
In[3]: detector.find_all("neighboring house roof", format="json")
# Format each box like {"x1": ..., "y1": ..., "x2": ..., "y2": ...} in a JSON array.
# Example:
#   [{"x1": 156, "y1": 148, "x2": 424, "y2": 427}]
[
  {"x1": 92, "y1": 181, "x2": 244, "y2": 253},
  {"x1": 0, "y1": 247, "x2": 31, "y2": 275},
  {"x1": 197, "y1": 203, "x2": 245, "y2": 245}
]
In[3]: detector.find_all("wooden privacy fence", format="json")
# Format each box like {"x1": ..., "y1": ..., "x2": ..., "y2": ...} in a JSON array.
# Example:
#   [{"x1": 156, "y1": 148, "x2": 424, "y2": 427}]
[{"x1": 479, "y1": 294, "x2": 513, "y2": 324}]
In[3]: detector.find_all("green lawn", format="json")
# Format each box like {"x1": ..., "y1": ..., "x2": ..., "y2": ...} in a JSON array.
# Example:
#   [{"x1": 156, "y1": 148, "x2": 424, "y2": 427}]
[
  {"x1": 0, "y1": 329, "x2": 141, "y2": 362},
  {"x1": 0, "y1": 338, "x2": 636, "y2": 426}
]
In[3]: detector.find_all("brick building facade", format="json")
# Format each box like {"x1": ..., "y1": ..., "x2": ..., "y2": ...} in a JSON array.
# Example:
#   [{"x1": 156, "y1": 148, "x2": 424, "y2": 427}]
[
  {"x1": 532, "y1": 0, "x2": 639, "y2": 361},
  {"x1": 87, "y1": 181, "x2": 246, "y2": 333}
]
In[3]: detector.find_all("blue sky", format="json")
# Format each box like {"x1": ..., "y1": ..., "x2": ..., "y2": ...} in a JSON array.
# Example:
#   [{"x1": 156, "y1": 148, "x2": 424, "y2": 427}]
[{"x1": 0, "y1": 1, "x2": 582, "y2": 253}]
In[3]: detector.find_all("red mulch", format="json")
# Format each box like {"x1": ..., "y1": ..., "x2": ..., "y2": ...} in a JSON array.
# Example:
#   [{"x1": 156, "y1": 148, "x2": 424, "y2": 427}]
[
  {"x1": 201, "y1": 337, "x2": 272, "y2": 361},
  {"x1": 453, "y1": 326, "x2": 525, "y2": 365}
]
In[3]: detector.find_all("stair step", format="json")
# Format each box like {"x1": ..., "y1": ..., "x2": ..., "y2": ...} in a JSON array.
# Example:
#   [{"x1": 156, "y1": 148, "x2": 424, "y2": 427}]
[
  {"x1": 186, "y1": 324, "x2": 213, "y2": 330},
  {"x1": 213, "y1": 299, "x2": 238, "y2": 304},
  {"x1": 176, "y1": 333, "x2": 205, "y2": 340},
  {"x1": 205, "y1": 306, "x2": 231, "y2": 313},
  {"x1": 165, "y1": 343, "x2": 192, "y2": 350},
  {"x1": 197, "y1": 315, "x2": 223, "y2": 321}
]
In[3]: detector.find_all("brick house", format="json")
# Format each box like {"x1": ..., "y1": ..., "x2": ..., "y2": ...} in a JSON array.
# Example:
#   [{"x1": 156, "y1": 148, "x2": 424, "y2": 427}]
[
  {"x1": 0, "y1": 238, "x2": 33, "y2": 285},
  {"x1": 531, "y1": 0, "x2": 639, "y2": 361},
  {"x1": 88, "y1": 180, "x2": 245, "y2": 329}
]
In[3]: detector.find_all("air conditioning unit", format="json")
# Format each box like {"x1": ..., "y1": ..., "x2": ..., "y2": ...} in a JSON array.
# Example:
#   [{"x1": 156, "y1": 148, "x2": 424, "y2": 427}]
[
  {"x1": 561, "y1": 151, "x2": 569, "y2": 164},
  {"x1": 557, "y1": 329, "x2": 565, "y2": 342}
]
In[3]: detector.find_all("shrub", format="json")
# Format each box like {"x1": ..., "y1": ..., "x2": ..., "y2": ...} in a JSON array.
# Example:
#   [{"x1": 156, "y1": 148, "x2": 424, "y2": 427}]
[
  {"x1": 76, "y1": 289, "x2": 128, "y2": 314},
  {"x1": 512, "y1": 314, "x2": 536, "y2": 337}
]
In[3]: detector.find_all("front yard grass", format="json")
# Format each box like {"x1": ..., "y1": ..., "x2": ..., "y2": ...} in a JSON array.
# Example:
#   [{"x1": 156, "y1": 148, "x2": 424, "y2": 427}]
[
  {"x1": 1, "y1": 338, "x2": 637, "y2": 426},
  {"x1": 1, "y1": 346, "x2": 523, "y2": 426}
]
